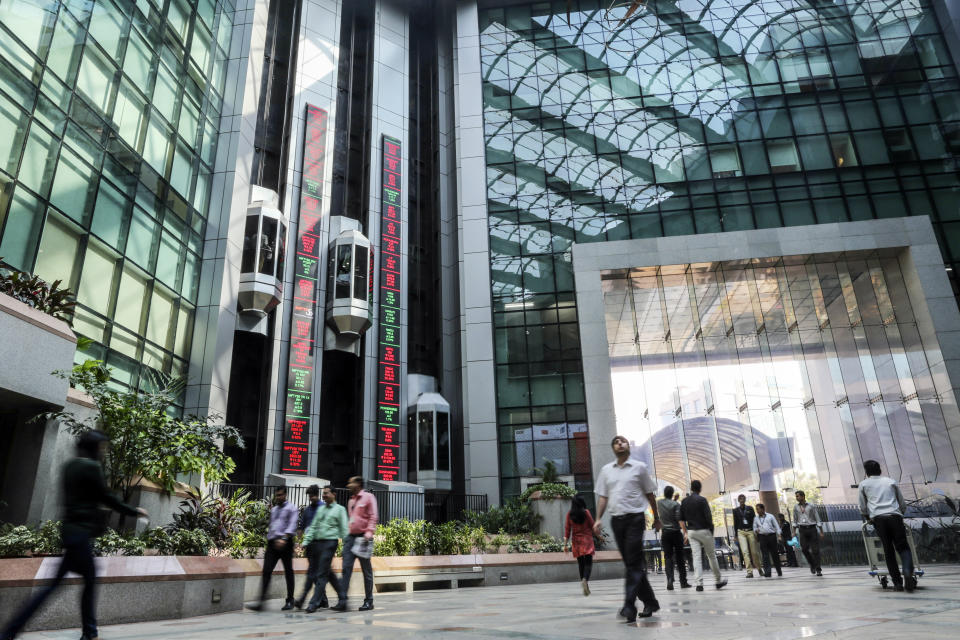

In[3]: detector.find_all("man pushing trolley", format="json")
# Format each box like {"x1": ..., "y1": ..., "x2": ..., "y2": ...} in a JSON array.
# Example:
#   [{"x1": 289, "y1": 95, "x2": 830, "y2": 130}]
[{"x1": 858, "y1": 459, "x2": 923, "y2": 592}]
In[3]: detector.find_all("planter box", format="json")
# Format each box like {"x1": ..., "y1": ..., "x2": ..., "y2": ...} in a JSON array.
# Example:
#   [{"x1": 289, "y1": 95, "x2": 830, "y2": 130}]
[{"x1": 0, "y1": 292, "x2": 75, "y2": 409}]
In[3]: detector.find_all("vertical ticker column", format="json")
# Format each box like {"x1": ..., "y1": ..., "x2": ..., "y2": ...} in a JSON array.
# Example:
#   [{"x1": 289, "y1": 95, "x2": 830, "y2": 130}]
[
  {"x1": 280, "y1": 105, "x2": 327, "y2": 474},
  {"x1": 376, "y1": 136, "x2": 402, "y2": 481}
]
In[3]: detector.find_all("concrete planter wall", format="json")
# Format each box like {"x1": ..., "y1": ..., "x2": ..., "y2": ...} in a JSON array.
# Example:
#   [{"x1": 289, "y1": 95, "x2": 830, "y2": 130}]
[
  {"x1": 0, "y1": 551, "x2": 628, "y2": 631},
  {"x1": 530, "y1": 497, "x2": 572, "y2": 539}
]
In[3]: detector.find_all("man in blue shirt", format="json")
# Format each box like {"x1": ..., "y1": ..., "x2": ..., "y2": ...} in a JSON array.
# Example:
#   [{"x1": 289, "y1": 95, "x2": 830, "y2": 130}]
[
  {"x1": 294, "y1": 485, "x2": 322, "y2": 609},
  {"x1": 248, "y1": 487, "x2": 299, "y2": 611}
]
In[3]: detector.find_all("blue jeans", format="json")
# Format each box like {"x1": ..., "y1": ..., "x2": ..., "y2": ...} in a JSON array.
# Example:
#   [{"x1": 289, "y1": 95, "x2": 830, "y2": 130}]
[
  {"x1": 308, "y1": 539, "x2": 343, "y2": 607},
  {"x1": 2, "y1": 533, "x2": 97, "y2": 639},
  {"x1": 341, "y1": 534, "x2": 374, "y2": 603}
]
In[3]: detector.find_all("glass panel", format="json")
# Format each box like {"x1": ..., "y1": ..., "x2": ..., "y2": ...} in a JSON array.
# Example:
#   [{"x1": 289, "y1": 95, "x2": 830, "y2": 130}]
[
  {"x1": 0, "y1": 0, "x2": 57, "y2": 56},
  {"x1": 114, "y1": 262, "x2": 148, "y2": 332},
  {"x1": 335, "y1": 243, "x2": 351, "y2": 298},
  {"x1": 258, "y1": 216, "x2": 277, "y2": 275},
  {"x1": 241, "y1": 215, "x2": 258, "y2": 273},
  {"x1": 155, "y1": 229, "x2": 180, "y2": 288},
  {"x1": 0, "y1": 187, "x2": 45, "y2": 271},
  {"x1": 437, "y1": 411, "x2": 450, "y2": 471},
  {"x1": 33, "y1": 210, "x2": 80, "y2": 288},
  {"x1": 353, "y1": 244, "x2": 367, "y2": 301},
  {"x1": 77, "y1": 240, "x2": 118, "y2": 315},
  {"x1": 127, "y1": 207, "x2": 157, "y2": 270},
  {"x1": 88, "y1": 0, "x2": 127, "y2": 58},
  {"x1": 18, "y1": 122, "x2": 58, "y2": 198},
  {"x1": 76, "y1": 44, "x2": 116, "y2": 113},
  {"x1": 146, "y1": 283, "x2": 175, "y2": 348},
  {"x1": 174, "y1": 303, "x2": 193, "y2": 358},
  {"x1": 49, "y1": 147, "x2": 96, "y2": 225},
  {"x1": 418, "y1": 411, "x2": 434, "y2": 471},
  {"x1": 0, "y1": 93, "x2": 29, "y2": 175},
  {"x1": 91, "y1": 179, "x2": 128, "y2": 249}
]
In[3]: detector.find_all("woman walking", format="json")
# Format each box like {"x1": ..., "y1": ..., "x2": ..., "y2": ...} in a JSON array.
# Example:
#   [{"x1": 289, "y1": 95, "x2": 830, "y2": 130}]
[{"x1": 564, "y1": 495, "x2": 596, "y2": 596}]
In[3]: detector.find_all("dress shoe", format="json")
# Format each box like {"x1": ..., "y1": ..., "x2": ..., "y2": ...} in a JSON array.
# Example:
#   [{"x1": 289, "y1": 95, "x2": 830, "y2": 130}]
[
  {"x1": 618, "y1": 606, "x2": 637, "y2": 623},
  {"x1": 810, "y1": 567, "x2": 816, "y2": 574},
  {"x1": 318, "y1": 600, "x2": 329, "y2": 608},
  {"x1": 715, "y1": 579, "x2": 728, "y2": 589},
  {"x1": 294, "y1": 598, "x2": 305, "y2": 610},
  {"x1": 695, "y1": 585, "x2": 704, "y2": 592},
  {"x1": 305, "y1": 605, "x2": 318, "y2": 613},
  {"x1": 680, "y1": 582, "x2": 692, "y2": 588},
  {"x1": 746, "y1": 572, "x2": 754, "y2": 578},
  {"x1": 905, "y1": 576, "x2": 917, "y2": 592},
  {"x1": 581, "y1": 579, "x2": 590, "y2": 596},
  {"x1": 246, "y1": 601, "x2": 263, "y2": 611},
  {"x1": 331, "y1": 602, "x2": 347, "y2": 612},
  {"x1": 893, "y1": 584, "x2": 905, "y2": 592},
  {"x1": 776, "y1": 570, "x2": 783, "y2": 577},
  {"x1": 281, "y1": 598, "x2": 295, "y2": 611},
  {"x1": 666, "y1": 582, "x2": 674, "y2": 590},
  {"x1": 638, "y1": 603, "x2": 660, "y2": 618},
  {"x1": 359, "y1": 601, "x2": 374, "y2": 611},
  {"x1": 763, "y1": 572, "x2": 772, "y2": 578},
  {"x1": 816, "y1": 569, "x2": 823, "y2": 577}
]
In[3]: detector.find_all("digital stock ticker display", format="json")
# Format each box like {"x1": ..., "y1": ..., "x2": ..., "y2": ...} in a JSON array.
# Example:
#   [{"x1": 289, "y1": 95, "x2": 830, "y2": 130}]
[{"x1": 281, "y1": 104, "x2": 328, "y2": 474}]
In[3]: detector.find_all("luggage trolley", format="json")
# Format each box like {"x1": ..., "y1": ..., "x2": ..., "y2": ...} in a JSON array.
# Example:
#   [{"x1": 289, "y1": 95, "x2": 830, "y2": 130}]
[{"x1": 861, "y1": 520, "x2": 924, "y2": 588}]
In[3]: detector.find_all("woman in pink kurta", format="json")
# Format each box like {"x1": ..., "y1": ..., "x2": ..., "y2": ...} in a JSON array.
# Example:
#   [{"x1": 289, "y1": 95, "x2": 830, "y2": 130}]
[{"x1": 565, "y1": 495, "x2": 596, "y2": 595}]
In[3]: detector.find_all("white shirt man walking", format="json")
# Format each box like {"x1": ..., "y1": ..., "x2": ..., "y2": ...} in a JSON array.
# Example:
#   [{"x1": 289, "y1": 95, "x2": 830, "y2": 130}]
[
  {"x1": 752, "y1": 503, "x2": 782, "y2": 577},
  {"x1": 858, "y1": 459, "x2": 915, "y2": 591},
  {"x1": 594, "y1": 435, "x2": 661, "y2": 623}
]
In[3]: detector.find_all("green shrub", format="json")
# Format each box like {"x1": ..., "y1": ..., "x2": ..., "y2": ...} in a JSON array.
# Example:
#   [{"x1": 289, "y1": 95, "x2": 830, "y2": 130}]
[
  {"x1": 506, "y1": 537, "x2": 533, "y2": 554},
  {"x1": 489, "y1": 530, "x2": 508, "y2": 550},
  {"x1": 140, "y1": 527, "x2": 173, "y2": 555},
  {"x1": 411, "y1": 520, "x2": 429, "y2": 556},
  {"x1": 0, "y1": 526, "x2": 37, "y2": 558},
  {"x1": 536, "y1": 535, "x2": 564, "y2": 553},
  {"x1": 465, "y1": 498, "x2": 541, "y2": 534},
  {"x1": 167, "y1": 529, "x2": 213, "y2": 556},
  {"x1": 94, "y1": 530, "x2": 144, "y2": 556},
  {"x1": 381, "y1": 518, "x2": 415, "y2": 556},
  {"x1": 427, "y1": 521, "x2": 459, "y2": 555},
  {"x1": 227, "y1": 531, "x2": 265, "y2": 559},
  {"x1": 519, "y1": 482, "x2": 576, "y2": 502},
  {"x1": 373, "y1": 524, "x2": 392, "y2": 557},
  {"x1": 34, "y1": 520, "x2": 62, "y2": 555}
]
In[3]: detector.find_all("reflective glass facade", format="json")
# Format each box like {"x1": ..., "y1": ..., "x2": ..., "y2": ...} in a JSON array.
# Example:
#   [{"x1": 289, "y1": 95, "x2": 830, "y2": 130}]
[
  {"x1": 479, "y1": 0, "x2": 960, "y2": 499},
  {"x1": 0, "y1": 0, "x2": 233, "y2": 394},
  {"x1": 603, "y1": 255, "x2": 960, "y2": 498}
]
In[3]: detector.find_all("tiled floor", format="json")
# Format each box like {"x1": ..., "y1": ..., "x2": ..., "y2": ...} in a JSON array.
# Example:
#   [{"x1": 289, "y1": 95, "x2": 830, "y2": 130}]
[{"x1": 18, "y1": 565, "x2": 960, "y2": 639}]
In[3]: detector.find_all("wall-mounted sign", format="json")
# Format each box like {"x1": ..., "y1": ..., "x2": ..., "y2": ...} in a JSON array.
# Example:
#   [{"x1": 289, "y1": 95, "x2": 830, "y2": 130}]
[
  {"x1": 281, "y1": 104, "x2": 328, "y2": 474},
  {"x1": 376, "y1": 135, "x2": 402, "y2": 481}
]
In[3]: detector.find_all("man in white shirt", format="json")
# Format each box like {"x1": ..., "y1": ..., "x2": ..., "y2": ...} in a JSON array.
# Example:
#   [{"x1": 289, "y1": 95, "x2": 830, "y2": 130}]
[
  {"x1": 858, "y1": 459, "x2": 914, "y2": 591},
  {"x1": 792, "y1": 490, "x2": 823, "y2": 576},
  {"x1": 594, "y1": 435, "x2": 661, "y2": 623},
  {"x1": 752, "y1": 503, "x2": 782, "y2": 578}
]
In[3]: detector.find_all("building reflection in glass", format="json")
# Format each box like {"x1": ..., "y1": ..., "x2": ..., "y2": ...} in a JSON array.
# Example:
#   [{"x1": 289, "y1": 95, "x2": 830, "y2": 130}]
[{"x1": 603, "y1": 253, "x2": 960, "y2": 499}]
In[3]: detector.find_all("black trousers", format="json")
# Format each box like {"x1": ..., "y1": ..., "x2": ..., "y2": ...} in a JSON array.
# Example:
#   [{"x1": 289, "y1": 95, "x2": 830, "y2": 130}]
[
  {"x1": 298, "y1": 541, "x2": 321, "y2": 604},
  {"x1": 577, "y1": 554, "x2": 593, "y2": 581},
  {"x1": 797, "y1": 526, "x2": 821, "y2": 572},
  {"x1": 757, "y1": 533, "x2": 782, "y2": 576},
  {"x1": 259, "y1": 539, "x2": 295, "y2": 601},
  {"x1": 873, "y1": 514, "x2": 913, "y2": 585},
  {"x1": 2, "y1": 533, "x2": 98, "y2": 639},
  {"x1": 610, "y1": 513, "x2": 657, "y2": 611},
  {"x1": 661, "y1": 529, "x2": 687, "y2": 585},
  {"x1": 308, "y1": 539, "x2": 343, "y2": 607},
  {"x1": 342, "y1": 534, "x2": 374, "y2": 603}
]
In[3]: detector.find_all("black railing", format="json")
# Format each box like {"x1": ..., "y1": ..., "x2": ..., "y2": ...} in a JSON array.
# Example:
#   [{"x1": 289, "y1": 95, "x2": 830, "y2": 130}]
[
  {"x1": 211, "y1": 483, "x2": 310, "y2": 507},
  {"x1": 211, "y1": 484, "x2": 487, "y2": 525},
  {"x1": 425, "y1": 492, "x2": 489, "y2": 524}
]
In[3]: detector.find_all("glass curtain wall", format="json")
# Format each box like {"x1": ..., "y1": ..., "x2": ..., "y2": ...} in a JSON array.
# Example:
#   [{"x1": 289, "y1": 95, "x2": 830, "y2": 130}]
[
  {"x1": 603, "y1": 254, "x2": 960, "y2": 499},
  {"x1": 0, "y1": 0, "x2": 233, "y2": 401},
  {"x1": 479, "y1": 0, "x2": 960, "y2": 500}
]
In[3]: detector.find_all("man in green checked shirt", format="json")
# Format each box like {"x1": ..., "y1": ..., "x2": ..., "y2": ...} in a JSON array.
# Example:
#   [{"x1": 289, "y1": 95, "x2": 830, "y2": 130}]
[{"x1": 302, "y1": 486, "x2": 349, "y2": 613}]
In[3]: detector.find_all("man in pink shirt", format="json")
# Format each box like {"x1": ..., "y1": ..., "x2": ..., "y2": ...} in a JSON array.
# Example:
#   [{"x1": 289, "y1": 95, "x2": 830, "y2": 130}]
[{"x1": 333, "y1": 475, "x2": 378, "y2": 611}]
